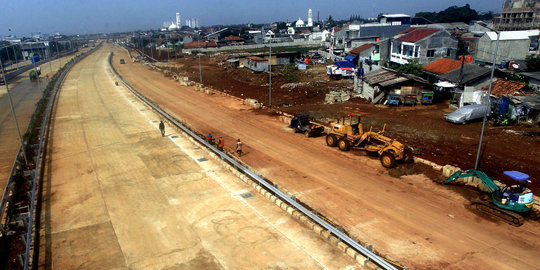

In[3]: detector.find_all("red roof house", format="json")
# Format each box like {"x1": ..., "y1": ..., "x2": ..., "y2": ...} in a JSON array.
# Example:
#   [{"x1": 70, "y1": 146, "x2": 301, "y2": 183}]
[
  {"x1": 422, "y1": 58, "x2": 462, "y2": 75},
  {"x1": 482, "y1": 79, "x2": 527, "y2": 97}
]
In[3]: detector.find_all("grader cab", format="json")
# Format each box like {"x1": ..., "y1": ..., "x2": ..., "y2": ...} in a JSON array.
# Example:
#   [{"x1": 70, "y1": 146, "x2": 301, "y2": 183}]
[{"x1": 326, "y1": 113, "x2": 413, "y2": 168}]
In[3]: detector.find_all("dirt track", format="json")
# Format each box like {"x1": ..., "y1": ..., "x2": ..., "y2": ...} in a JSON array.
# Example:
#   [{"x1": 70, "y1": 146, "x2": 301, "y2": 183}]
[{"x1": 113, "y1": 46, "x2": 540, "y2": 269}]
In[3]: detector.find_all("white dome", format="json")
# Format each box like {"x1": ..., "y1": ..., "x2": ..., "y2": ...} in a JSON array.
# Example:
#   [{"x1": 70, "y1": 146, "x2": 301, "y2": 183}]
[
  {"x1": 168, "y1": 23, "x2": 178, "y2": 30},
  {"x1": 295, "y1": 18, "x2": 305, "y2": 27}
]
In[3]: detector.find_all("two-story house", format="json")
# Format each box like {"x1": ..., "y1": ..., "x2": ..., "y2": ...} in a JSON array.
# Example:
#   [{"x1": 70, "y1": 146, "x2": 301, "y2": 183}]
[{"x1": 390, "y1": 28, "x2": 458, "y2": 65}]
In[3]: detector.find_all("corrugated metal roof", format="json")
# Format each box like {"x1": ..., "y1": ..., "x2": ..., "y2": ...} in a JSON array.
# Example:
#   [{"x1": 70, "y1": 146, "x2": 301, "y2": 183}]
[
  {"x1": 438, "y1": 64, "x2": 491, "y2": 85},
  {"x1": 364, "y1": 67, "x2": 428, "y2": 86},
  {"x1": 380, "y1": 77, "x2": 407, "y2": 86},
  {"x1": 246, "y1": 56, "x2": 267, "y2": 62},
  {"x1": 485, "y1": 30, "x2": 539, "y2": 41}
]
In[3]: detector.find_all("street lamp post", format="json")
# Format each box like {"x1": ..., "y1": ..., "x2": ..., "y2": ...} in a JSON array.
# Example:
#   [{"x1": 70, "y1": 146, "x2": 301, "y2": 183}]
[
  {"x1": 474, "y1": 31, "x2": 500, "y2": 170},
  {"x1": 0, "y1": 58, "x2": 29, "y2": 164}
]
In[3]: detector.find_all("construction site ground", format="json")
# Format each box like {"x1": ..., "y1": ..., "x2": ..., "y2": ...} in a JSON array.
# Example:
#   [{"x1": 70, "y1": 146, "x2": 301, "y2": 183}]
[
  {"x1": 37, "y1": 46, "x2": 358, "y2": 269},
  {"x1": 163, "y1": 51, "x2": 540, "y2": 195},
  {"x1": 116, "y1": 47, "x2": 540, "y2": 269}
]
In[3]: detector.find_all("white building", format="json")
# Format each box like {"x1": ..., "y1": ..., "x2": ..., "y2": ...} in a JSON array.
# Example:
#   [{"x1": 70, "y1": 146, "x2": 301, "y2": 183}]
[{"x1": 307, "y1": 9, "x2": 313, "y2": 27}]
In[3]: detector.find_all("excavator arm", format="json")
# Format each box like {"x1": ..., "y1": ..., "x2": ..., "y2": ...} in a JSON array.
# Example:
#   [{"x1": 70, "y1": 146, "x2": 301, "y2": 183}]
[{"x1": 445, "y1": 170, "x2": 501, "y2": 193}]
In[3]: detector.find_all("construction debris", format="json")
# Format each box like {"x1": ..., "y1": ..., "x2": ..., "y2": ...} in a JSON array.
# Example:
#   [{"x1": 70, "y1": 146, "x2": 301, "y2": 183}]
[{"x1": 325, "y1": 90, "x2": 351, "y2": 104}]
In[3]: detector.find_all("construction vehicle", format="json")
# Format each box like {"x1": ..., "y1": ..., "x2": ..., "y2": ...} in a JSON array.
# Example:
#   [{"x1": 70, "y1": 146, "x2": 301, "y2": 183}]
[
  {"x1": 289, "y1": 114, "x2": 324, "y2": 137},
  {"x1": 325, "y1": 113, "x2": 413, "y2": 168},
  {"x1": 445, "y1": 170, "x2": 538, "y2": 226}
]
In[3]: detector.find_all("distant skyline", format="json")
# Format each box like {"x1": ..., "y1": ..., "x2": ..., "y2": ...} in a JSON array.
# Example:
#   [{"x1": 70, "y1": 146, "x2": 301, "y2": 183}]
[{"x1": 1, "y1": 0, "x2": 502, "y2": 37}]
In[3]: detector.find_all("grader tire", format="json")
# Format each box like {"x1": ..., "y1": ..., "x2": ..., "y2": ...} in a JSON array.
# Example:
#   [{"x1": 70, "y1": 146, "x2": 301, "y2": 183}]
[
  {"x1": 380, "y1": 151, "x2": 396, "y2": 168},
  {"x1": 338, "y1": 139, "x2": 350, "y2": 151},
  {"x1": 326, "y1": 134, "x2": 338, "y2": 147}
]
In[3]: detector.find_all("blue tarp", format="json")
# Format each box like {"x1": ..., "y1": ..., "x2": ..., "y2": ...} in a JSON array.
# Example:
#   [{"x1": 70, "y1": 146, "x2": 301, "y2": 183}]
[
  {"x1": 344, "y1": 55, "x2": 356, "y2": 61},
  {"x1": 335, "y1": 61, "x2": 355, "y2": 69}
]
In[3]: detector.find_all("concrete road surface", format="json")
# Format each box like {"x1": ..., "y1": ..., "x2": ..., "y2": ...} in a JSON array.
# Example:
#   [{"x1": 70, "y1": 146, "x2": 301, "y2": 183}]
[
  {"x1": 111, "y1": 46, "x2": 540, "y2": 270},
  {"x1": 0, "y1": 53, "x2": 86, "y2": 192},
  {"x1": 37, "y1": 47, "x2": 358, "y2": 269}
]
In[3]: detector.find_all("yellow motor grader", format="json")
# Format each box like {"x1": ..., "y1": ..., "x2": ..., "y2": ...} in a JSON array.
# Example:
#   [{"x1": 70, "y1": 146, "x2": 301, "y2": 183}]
[{"x1": 326, "y1": 114, "x2": 413, "y2": 168}]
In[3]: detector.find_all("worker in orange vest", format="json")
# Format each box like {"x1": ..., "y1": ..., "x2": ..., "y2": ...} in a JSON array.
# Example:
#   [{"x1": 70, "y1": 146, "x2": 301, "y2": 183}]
[{"x1": 218, "y1": 136, "x2": 224, "y2": 151}]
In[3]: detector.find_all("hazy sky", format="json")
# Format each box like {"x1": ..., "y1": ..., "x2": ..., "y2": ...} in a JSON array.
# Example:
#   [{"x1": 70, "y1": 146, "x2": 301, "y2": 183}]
[{"x1": 1, "y1": 0, "x2": 501, "y2": 37}]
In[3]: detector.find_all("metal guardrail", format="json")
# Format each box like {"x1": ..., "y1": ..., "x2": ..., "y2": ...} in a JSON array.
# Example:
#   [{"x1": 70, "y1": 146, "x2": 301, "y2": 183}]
[
  {"x1": 108, "y1": 51, "x2": 399, "y2": 270},
  {"x1": 0, "y1": 43, "x2": 101, "y2": 270}
]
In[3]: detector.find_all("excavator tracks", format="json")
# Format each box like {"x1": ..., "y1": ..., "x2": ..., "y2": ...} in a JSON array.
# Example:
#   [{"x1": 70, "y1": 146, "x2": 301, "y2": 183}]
[{"x1": 471, "y1": 199, "x2": 524, "y2": 226}]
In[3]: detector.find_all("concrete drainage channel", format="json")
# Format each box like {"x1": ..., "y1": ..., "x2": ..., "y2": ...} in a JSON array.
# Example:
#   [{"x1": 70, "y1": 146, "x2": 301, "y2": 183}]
[{"x1": 108, "y1": 51, "x2": 402, "y2": 270}]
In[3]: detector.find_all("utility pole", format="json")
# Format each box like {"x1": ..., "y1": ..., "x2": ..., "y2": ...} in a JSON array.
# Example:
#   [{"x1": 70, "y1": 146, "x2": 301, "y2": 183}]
[
  {"x1": 55, "y1": 41, "x2": 62, "y2": 67},
  {"x1": 269, "y1": 39, "x2": 272, "y2": 106},
  {"x1": 198, "y1": 31, "x2": 202, "y2": 83},
  {"x1": 0, "y1": 58, "x2": 29, "y2": 165},
  {"x1": 12, "y1": 45, "x2": 19, "y2": 70},
  {"x1": 474, "y1": 31, "x2": 500, "y2": 170}
]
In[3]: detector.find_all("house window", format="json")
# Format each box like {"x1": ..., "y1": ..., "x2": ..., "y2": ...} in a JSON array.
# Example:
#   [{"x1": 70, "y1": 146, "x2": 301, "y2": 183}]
[
  {"x1": 446, "y1": 48, "x2": 452, "y2": 57},
  {"x1": 427, "y1": 50, "x2": 435, "y2": 57}
]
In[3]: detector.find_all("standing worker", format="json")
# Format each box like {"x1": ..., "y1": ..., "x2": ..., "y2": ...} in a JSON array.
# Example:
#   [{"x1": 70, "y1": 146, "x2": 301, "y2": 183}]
[
  {"x1": 236, "y1": 139, "x2": 243, "y2": 156},
  {"x1": 159, "y1": 120, "x2": 165, "y2": 137},
  {"x1": 218, "y1": 136, "x2": 224, "y2": 151}
]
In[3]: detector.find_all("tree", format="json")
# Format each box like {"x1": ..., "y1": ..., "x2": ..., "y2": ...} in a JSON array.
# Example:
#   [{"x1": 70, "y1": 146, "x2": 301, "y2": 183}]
[
  {"x1": 326, "y1": 15, "x2": 336, "y2": 28},
  {"x1": 525, "y1": 54, "x2": 540, "y2": 72},
  {"x1": 391, "y1": 60, "x2": 424, "y2": 77},
  {"x1": 415, "y1": 4, "x2": 481, "y2": 24}
]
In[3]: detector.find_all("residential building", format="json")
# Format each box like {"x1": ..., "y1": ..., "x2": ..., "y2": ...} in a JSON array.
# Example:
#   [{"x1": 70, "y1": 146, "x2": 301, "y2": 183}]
[
  {"x1": 437, "y1": 63, "x2": 492, "y2": 88},
  {"x1": 422, "y1": 57, "x2": 463, "y2": 76},
  {"x1": 475, "y1": 30, "x2": 539, "y2": 64},
  {"x1": 518, "y1": 71, "x2": 540, "y2": 90},
  {"x1": 495, "y1": 0, "x2": 540, "y2": 31},
  {"x1": 245, "y1": 56, "x2": 268, "y2": 72},
  {"x1": 360, "y1": 67, "x2": 431, "y2": 103},
  {"x1": 390, "y1": 28, "x2": 458, "y2": 65},
  {"x1": 482, "y1": 79, "x2": 527, "y2": 97}
]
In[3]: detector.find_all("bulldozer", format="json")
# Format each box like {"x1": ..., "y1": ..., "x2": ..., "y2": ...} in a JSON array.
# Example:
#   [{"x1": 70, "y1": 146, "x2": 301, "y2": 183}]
[
  {"x1": 326, "y1": 113, "x2": 413, "y2": 168},
  {"x1": 445, "y1": 170, "x2": 538, "y2": 226}
]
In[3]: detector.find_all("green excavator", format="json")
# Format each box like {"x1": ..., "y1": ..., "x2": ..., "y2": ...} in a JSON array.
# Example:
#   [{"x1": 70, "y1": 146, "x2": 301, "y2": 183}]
[{"x1": 445, "y1": 170, "x2": 538, "y2": 226}]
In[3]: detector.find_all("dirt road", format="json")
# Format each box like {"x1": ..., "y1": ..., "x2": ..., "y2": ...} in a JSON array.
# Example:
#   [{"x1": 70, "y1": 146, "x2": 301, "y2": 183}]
[
  {"x1": 38, "y1": 46, "x2": 358, "y2": 269},
  {"x1": 113, "y1": 47, "x2": 540, "y2": 269}
]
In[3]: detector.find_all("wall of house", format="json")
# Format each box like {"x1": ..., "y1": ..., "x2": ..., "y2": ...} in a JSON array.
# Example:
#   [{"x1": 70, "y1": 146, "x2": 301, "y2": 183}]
[
  {"x1": 475, "y1": 36, "x2": 532, "y2": 63},
  {"x1": 416, "y1": 31, "x2": 458, "y2": 65}
]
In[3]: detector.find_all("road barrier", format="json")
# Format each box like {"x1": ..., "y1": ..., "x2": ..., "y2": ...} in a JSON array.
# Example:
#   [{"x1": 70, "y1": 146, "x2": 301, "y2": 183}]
[
  {"x1": 108, "y1": 51, "x2": 400, "y2": 270},
  {"x1": 0, "y1": 43, "x2": 102, "y2": 270}
]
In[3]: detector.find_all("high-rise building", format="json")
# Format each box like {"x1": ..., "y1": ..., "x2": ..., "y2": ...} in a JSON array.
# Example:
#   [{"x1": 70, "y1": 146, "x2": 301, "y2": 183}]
[
  {"x1": 496, "y1": 0, "x2": 540, "y2": 31},
  {"x1": 176, "y1": 12, "x2": 181, "y2": 28}
]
